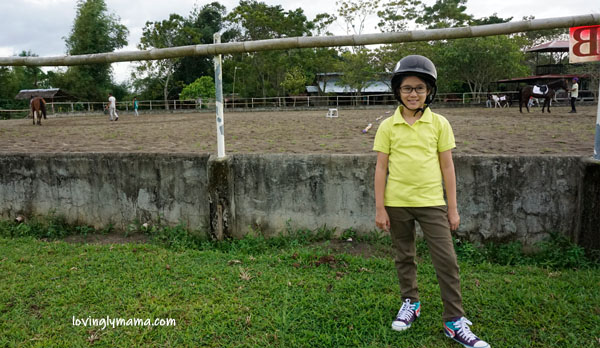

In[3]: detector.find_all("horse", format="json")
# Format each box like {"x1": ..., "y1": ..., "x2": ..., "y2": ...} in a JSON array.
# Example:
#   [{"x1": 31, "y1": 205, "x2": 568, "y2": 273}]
[
  {"x1": 30, "y1": 97, "x2": 47, "y2": 125},
  {"x1": 519, "y1": 79, "x2": 568, "y2": 113},
  {"x1": 491, "y1": 94, "x2": 510, "y2": 108}
]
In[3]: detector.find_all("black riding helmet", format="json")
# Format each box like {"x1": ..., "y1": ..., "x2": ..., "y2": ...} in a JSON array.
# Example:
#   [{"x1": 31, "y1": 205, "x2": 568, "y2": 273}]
[{"x1": 391, "y1": 55, "x2": 438, "y2": 110}]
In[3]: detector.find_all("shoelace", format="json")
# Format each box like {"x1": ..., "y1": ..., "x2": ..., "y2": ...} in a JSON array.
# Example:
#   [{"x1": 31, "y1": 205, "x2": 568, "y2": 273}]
[
  {"x1": 453, "y1": 317, "x2": 478, "y2": 342},
  {"x1": 396, "y1": 299, "x2": 415, "y2": 321}
]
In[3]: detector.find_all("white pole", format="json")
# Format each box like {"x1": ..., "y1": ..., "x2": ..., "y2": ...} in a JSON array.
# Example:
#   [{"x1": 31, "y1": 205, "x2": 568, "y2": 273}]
[
  {"x1": 595, "y1": 78, "x2": 600, "y2": 160},
  {"x1": 214, "y1": 33, "x2": 226, "y2": 158}
]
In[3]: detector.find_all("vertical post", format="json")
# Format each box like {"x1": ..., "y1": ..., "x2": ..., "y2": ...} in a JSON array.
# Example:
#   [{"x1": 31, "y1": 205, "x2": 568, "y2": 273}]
[
  {"x1": 595, "y1": 78, "x2": 600, "y2": 160},
  {"x1": 214, "y1": 33, "x2": 226, "y2": 158}
]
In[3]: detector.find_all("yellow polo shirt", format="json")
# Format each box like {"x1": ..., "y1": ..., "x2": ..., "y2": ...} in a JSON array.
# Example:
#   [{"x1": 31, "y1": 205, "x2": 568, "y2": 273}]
[{"x1": 373, "y1": 106, "x2": 455, "y2": 207}]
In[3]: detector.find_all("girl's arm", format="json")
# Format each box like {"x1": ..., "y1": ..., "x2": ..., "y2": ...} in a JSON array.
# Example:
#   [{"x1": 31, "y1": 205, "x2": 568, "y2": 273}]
[
  {"x1": 375, "y1": 152, "x2": 390, "y2": 232},
  {"x1": 439, "y1": 150, "x2": 460, "y2": 231}
]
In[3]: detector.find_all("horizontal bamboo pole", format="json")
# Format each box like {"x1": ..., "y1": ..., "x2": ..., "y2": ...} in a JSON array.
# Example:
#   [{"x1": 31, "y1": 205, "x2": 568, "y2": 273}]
[{"x1": 1, "y1": 14, "x2": 599, "y2": 67}]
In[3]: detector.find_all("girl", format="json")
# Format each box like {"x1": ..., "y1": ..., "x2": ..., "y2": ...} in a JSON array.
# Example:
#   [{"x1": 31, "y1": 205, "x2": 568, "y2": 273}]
[{"x1": 373, "y1": 55, "x2": 489, "y2": 348}]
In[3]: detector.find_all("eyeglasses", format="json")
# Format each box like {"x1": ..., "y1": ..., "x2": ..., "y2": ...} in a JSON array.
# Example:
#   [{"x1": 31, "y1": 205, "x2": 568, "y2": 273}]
[{"x1": 399, "y1": 85, "x2": 427, "y2": 95}]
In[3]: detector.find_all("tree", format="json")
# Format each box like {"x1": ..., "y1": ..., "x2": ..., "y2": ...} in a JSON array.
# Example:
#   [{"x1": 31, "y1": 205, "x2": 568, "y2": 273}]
[
  {"x1": 337, "y1": 48, "x2": 377, "y2": 103},
  {"x1": 336, "y1": 0, "x2": 381, "y2": 35},
  {"x1": 416, "y1": 0, "x2": 472, "y2": 29},
  {"x1": 179, "y1": 76, "x2": 216, "y2": 101},
  {"x1": 280, "y1": 66, "x2": 309, "y2": 96},
  {"x1": 135, "y1": 14, "x2": 186, "y2": 109},
  {"x1": 376, "y1": 0, "x2": 422, "y2": 32},
  {"x1": 172, "y1": 2, "x2": 228, "y2": 86},
  {"x1": 62, "y1": 0, "x2": 128, "y2": 100},
  {"x1": 436, "y1": 36, "x2": 529, "y2": 98},
  {"x1": 225, "y1": 1, "x2": 316, "y2": 98}
]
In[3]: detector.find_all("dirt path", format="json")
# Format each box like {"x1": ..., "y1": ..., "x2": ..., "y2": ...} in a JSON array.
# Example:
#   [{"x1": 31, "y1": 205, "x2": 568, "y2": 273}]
[{"x1": 0, "y1": 105, "x2": 596, "y2": 155}]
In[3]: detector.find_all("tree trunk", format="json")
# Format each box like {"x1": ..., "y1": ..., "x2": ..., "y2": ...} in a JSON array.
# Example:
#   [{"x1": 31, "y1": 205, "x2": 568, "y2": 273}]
[{"x1": 163, "y1": 74, "x2": 170, "y2": 110}]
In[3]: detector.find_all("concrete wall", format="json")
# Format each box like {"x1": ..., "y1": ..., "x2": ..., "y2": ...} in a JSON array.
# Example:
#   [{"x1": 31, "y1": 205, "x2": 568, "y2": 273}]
[
  {"x1": 0, "y1": 154, "x2": 210, "y2": 231},
  {"x1": 0, "y1": 153, "x2": 597, "y2": 247}
]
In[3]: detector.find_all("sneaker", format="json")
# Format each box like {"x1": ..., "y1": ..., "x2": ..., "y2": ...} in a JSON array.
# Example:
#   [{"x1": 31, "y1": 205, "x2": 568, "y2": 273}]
[
  {"x1": 444, "y1": 317, "x2": 490, "y2": 348},
  {"x1": 391, "y1": 298, "x2": 420, "y2": 331},
  {"x1": 115, "y1": 116, "x2": 119, "y2": 121}
]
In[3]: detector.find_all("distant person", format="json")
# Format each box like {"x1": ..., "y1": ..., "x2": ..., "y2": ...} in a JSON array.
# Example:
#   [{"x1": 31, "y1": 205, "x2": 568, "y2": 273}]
[
  {"x1": 485, "y1": 94, "x2": 492, "y2": 108},
  {"x1": 133, "y1": 96, "x2": 139, "y2": 116},
  {"x1": 373, "y1": 55, "x2": 490, "y2": 348},
  {"x1": 569, "y1": 77, "x2": 579, "y2": 113},
  {"x1": 108, "y1": 93, "x2": 119, "y2": 121}
]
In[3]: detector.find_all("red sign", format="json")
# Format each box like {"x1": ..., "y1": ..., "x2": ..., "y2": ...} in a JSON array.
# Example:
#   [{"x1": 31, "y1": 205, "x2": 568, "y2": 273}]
[{"x1": 569, "y1": 25, "x2": 600, "y2": 63}]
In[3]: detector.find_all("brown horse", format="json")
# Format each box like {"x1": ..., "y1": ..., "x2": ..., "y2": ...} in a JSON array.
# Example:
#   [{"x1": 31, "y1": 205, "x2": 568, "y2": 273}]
[
  {"x1": 30, "y1": 97, "x2": 47, "y2": 125},
  {"x1": 519, "y1": 79, "x2": 568, "y2": 113}
]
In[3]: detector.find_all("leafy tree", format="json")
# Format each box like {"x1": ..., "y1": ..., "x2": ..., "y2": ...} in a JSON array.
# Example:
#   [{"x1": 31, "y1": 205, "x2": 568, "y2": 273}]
[
  {"x1": 376, "y1": 0, "x2": 422, "y2": 32},
  {"x1": 435, "y1": 36, "x2": 529, "y2": 98},
  {"x1": 172, "y1": 2, "x2": 228, "y2": 86},
  {"x1": 416, "y1": 0, "x2": 473, "y2": 29},
  {"x1": 470, "y1": 13, "x2": 513, "y2": 25},
  {"x1": 337, "y1": 48, "x2": 377, "y2": 103},
  {"x1": 336, "y1": 0, "x2": 381, "y2": 35},
  {"x1": 61, "y1": 0, "x2": 128, "y2": 100},
  {"x1": 280, "y1": 66, "x2": 309, "y2": 96},
  {"x1": 225, "y1": 1, "x2": 316, "y2": 97},
  {"x1": 135, "y1": 14, "x2": 186, "y2": 109},
  {"x1": 226, "y1": 0, "x2": 313, "y2": 40},
  {"x1": 179, "y1": 76, "x2": 216, "y2": 101}
]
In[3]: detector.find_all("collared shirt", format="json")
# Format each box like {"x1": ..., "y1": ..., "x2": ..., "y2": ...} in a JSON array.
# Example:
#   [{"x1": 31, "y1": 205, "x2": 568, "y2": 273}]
[
  {"x1": 571, "y1": 83, "x2": 579, "y2": 98},
  {"x1": 108, "y1": 96, "x2": 116, "y2": 108},
  {"x1": 373, "y1": 106, "x2": 456, "y2": 207}
]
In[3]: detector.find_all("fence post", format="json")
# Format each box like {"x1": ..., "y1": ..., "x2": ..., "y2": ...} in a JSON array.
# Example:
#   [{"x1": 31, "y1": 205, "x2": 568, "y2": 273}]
[
  {"x1": 150, "y1": 101, "x2": 152, "y2": 110},
  {"x1": 214, "y1": 33, "x2": 226, "y2": 159},
  {"x1": 595, "y1": 78, "x2": 600, "y2": 160}
]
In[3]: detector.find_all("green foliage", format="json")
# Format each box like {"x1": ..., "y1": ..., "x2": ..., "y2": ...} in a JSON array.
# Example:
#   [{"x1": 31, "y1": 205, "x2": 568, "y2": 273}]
[
  {"x1": 0, "y1": 223, "x2": 599, "y2": 347},
  {"x1": 434, "y1": 35, "x2": 529, "y2": 94},
  {"x1": 0, "y1": 213, "x2": 90, "y2": 239},
  {"x1": 453, "y1": 232, "x2": 595, "y2": 269},
  {"x1": 337, "y1": 48, "x2": 378, "y2": 98},
  {"x1": 179, "y1": 76, "x2": 216, "y2": 101},
  {"x1": 226, "y1": 0, "x2": 314, "y2": 40},
  {"x1": 376, "y1": 0, "x2": 421, "y2": 32},
  {"x1": 416, "y1": 0, "x2": 473, "y2": 29},
  {"x1": 58, "y1": 0, "x2": 128, "y2": 100},
  {"x1": 172, "y1": 2, "x2": 228, "y2": 86},
  {"x1": 336, "y1": 0, "x2": 381, "y2": 35},
  {"x1": 280, "y1": 66, "x2": 309, "y2": 96}
]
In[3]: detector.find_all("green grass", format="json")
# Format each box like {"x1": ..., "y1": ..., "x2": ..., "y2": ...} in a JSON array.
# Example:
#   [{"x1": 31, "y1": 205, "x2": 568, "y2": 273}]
[{"x1": 0, "y1": 219, "x2": 599, "y2": 347}]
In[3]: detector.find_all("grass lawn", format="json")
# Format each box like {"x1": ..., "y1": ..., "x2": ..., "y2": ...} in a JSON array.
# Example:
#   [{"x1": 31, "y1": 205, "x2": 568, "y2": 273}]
[{"x1": 0, "y1": 223, "x2": 598, "y2": 347}]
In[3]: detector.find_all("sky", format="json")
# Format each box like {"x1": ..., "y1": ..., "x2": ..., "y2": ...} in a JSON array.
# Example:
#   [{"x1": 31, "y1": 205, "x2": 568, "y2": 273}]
[{"x1": 0, "y1": 0, "x2": 597, "y2": 83}]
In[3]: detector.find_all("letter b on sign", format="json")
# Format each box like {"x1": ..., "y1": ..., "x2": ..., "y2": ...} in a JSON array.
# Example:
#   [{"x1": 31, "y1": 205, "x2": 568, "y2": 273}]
[{"x1": 570, "y1": 25, "x2": 600, "y2": 63}]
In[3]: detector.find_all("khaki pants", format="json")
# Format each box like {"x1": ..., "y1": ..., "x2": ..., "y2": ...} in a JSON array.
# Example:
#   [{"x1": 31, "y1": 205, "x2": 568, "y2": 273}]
[{"x1": 386, "y1": 206, "x2": 464, "y2": 321}]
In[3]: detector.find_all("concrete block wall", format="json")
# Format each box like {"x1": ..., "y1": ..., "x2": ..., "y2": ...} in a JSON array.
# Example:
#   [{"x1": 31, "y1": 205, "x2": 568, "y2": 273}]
[
  {"x1": 0, "y1": 154, "x2": 210, "y2": 231},
  {"x1": 0, "y1": 153, "x2": 597, "y2": 248}
]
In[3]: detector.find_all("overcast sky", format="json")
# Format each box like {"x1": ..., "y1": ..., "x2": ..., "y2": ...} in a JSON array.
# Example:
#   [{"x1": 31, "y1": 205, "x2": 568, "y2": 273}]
[{"x1": 0, "y1": 0, "x2": 596, "y2": 82}]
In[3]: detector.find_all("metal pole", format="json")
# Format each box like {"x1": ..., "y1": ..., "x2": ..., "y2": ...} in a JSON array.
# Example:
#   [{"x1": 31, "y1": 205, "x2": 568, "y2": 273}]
[
  {"x1": 233, "y1": 66, "x2": 239, "y2": 109},
  {"x1": 595, "y1": 78, "x2": 600, "y2": 160},
  {"x1": 214, "y1": 33, "x2": 226, "y2": 158}
]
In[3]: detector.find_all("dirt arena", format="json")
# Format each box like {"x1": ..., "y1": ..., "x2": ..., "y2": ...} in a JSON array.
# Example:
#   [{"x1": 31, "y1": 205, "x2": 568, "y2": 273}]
[{"x1": 0, "y1": 105, "x2": 596, "y2": 155}]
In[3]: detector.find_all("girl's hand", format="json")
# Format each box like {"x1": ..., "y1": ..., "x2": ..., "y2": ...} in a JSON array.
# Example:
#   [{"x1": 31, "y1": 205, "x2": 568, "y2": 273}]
[
  {"x1": 376, "y1": 207, "x2": 390, "y2": 232},
  {"x1": 448, "y1": 207, "x2": 460, "y2": 231}
]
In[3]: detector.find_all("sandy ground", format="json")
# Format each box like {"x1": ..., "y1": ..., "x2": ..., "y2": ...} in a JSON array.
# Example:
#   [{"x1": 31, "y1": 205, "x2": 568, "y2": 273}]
[{"x1": 0, "y1": 105, "x2": 596, "y2": 156}]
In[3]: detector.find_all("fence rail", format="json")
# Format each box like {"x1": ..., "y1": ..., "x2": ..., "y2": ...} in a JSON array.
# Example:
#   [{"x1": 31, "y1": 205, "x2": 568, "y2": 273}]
[{"x1": 2, "y1": 90, "x2": 597, "y2": 119}]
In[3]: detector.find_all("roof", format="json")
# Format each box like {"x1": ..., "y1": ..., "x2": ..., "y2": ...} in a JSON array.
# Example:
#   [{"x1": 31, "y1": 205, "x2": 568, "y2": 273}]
[
  {"x1": 14, "y1": 88, "x2": 73, "y2": 100},
  {"x1": 497, "y1": 74, "x2": 584, "y2": 83},
  {"x1": 526, "y1": 40, "x2": 569, "y2": 53},
  {"x1": 317, "y1": 77, "x2": 391, "y2": 94},
  {"x1": 306, "y1": 86, "x2": 319, "y2": 93}
]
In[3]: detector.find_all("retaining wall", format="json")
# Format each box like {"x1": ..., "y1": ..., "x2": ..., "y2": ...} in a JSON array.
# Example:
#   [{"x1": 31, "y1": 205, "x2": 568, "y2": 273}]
[{"x1": 0, "y1": 153, "x2": 597, "y2": 248}]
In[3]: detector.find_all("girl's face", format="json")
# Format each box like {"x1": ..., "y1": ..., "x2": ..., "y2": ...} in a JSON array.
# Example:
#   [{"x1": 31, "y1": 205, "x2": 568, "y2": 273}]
[{"x1": 399, "y1": 76, "x2": 429, "y2": 110}]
